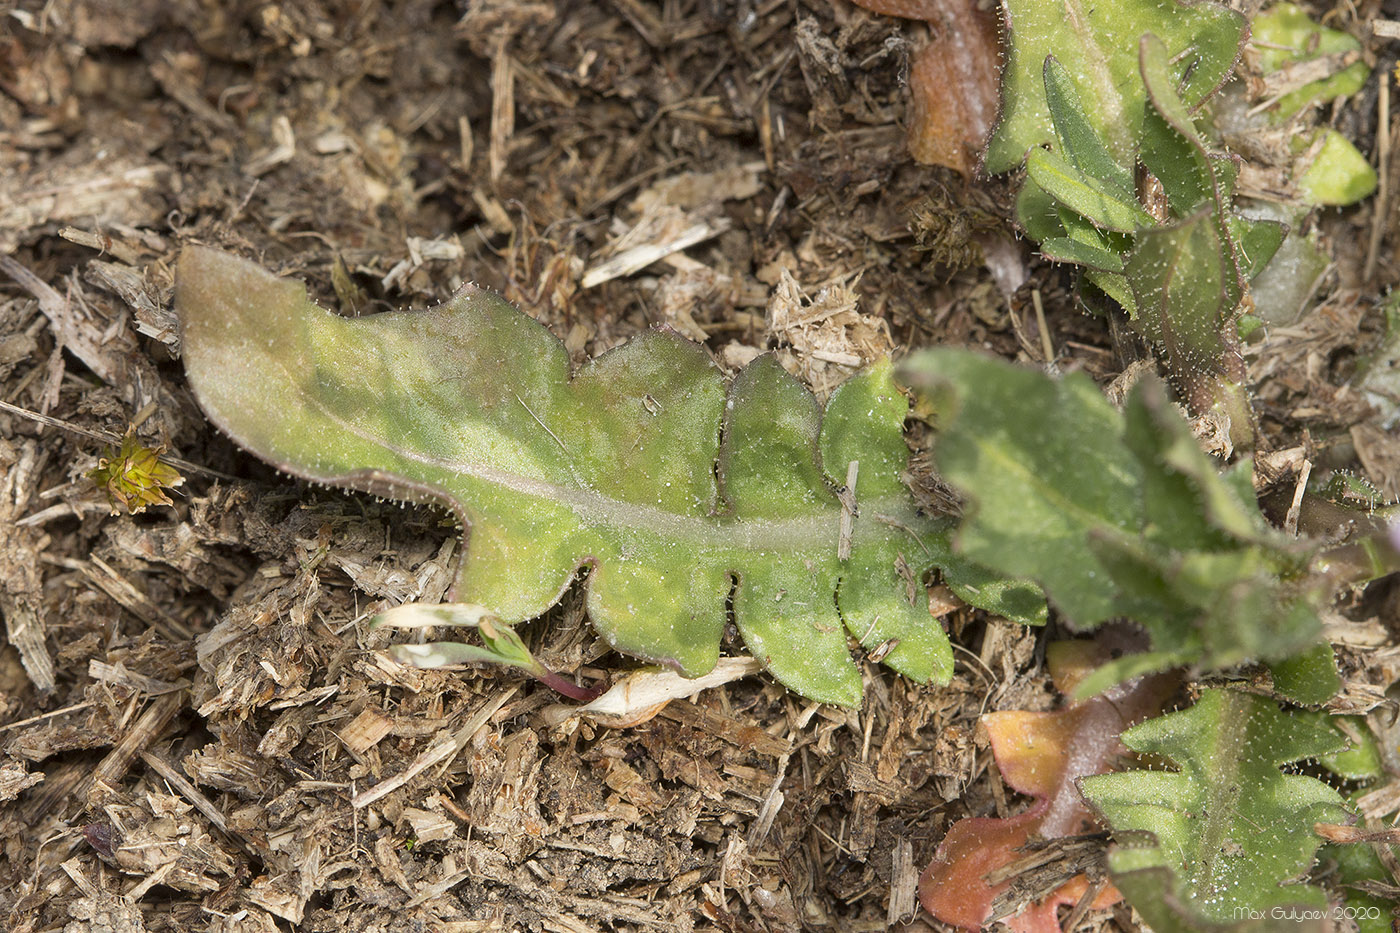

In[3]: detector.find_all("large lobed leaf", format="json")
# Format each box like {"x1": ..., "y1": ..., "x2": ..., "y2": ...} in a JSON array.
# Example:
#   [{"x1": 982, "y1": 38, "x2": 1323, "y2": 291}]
[
  {"x1": 176, "y1": 247, "x2": 1044, "y2": 707},
  {"x1": 899, "y1": 349, "x2": 1336, "y2": 700},
  {"x1": 1079, "y1": 688, "x2": 1350, "y2": 931}
]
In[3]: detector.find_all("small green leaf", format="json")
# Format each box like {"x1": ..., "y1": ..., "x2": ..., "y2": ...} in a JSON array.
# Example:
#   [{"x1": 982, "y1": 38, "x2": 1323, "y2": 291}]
[
  {"x1": 1013, "y1": 174, "x2": 1067, "y2": 243},
  {"x1": 1296, "y1": 129, "x2": 1379, "y2": 207},
  {"x1": 1268, "y1": 641, "x2": 1341, "y2": 707},
  {"x1": 1026, "y1": 148, "x2": 1156, "y2": 233},
  {"x1": 1315, "y1": 715, "x2": 1384, "y2": 782},
  {"x1": 1084, "y1": 269, "x2": 1138, "y2": 316},
  {"x1": 987, "y1": 0, "x2": 1245, "y2": 174},
  {"x1": 1123, "y1": 209, "x2": 1241, "y2": 382},
  {"x1": 1227, "y1": 214, "x2": 1286, "y2": 281},
  {"x1": 1080, "y1": 688, "x2": 1350, "y2": 929},
  {"x1": 1040, "y1": 236, "x2": 1124, "y2": 272},
  {"x1": 1138, "y1": 34, "x2": 1216, "y2": 215},
  {"x1": 1041, "y1": 55, "x2": 1134, "y2": 199}
]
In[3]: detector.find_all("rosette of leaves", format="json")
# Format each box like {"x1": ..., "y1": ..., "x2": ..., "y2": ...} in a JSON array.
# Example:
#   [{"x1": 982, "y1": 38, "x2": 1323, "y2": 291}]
[
  {"x1": 89, "y1": 428, "x2": 185, "y2": 514},
  {"x1": 175, "y1": 247, "x2": 1043, "y2": 707},
  {"x1": 1018, "y1": 40, "x2": 1283, "y2": 447},
  {"x1": 1079, "y1": 688, "x2": 1352, "y2": 932}
]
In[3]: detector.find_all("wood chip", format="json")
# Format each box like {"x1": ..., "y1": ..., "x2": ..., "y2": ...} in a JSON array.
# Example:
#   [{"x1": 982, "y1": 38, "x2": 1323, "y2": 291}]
[
  {"x1": 886, "y1": 837, "x2": 917, "y2": 926},
  {"x1": 339, "y1": 708, "x2": 395, "y2": 754},
  {"x1": 353, "y1": 687, "x2": 516, "y2": 809},
  {"x1": 581, "y1": 218, "x2": 730, "y2": 289}
]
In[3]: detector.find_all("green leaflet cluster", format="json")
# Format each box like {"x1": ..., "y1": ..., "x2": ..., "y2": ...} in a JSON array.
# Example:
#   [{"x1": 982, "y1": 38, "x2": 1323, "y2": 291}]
[
  {"x1": 899, "y1": 349, "x2": 1337, "y2": 702},
  {"x1": 175, "y1": 247, "x2": 1043, "y2": 707},
  {"x1": 992, "y1": 0, "x2": 1376, "y2": 446},
  {"x1": 1019, "y1": 41, "x2": 1280, "y2": 442},
  {"x1": 986, "y1": 0, "x2": 1244, "y2": 176},
  {"x1": 1079, "y1": 689, "x2": 1351, "y2": 932}
]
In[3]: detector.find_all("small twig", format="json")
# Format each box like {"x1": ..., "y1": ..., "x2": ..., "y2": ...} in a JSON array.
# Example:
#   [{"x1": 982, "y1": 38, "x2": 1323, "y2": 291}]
[
  {"x1": 513, "y1": 392, "x2": 570, "y2": 455},
  {"x1": 1061, "y1": 873, "x2": 1111, "y2": 931},
  {"x1": 837, "y1": 460, "x2": 858, "y2": 561},
  {"x1": 1365, "y1": 75, "x2": 1390, "y2": 284},
  {"x1": 0, "y1": 397, "x2": 117, "y2": 446},
  {"x1": 352, "y1": 687, "x2": 516, "y2": 809},
  {"x1": 1032, "y1": 288, "x2": 1056, "y2": 369},
  {"x1": 873, "y1": 513, "x2": 933, "y2": 558},
  {"x1": 0, "y1": 699, "x2": 96, "y2": 733},
  {"x1": 1284, "y1": 459, "x2": 1312, "y2": 537}
]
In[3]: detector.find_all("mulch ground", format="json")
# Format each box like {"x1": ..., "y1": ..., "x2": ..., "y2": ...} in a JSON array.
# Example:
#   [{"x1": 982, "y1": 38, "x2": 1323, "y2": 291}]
[{"x1": 1, "y1": 1, "x2": 1396, "y2": 931}]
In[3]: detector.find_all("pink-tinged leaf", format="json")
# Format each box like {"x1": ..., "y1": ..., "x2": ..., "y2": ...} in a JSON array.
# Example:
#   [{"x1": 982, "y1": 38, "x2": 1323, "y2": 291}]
[{"x1": 919, "y1": 636, "x2": 1175, "y2": 931}]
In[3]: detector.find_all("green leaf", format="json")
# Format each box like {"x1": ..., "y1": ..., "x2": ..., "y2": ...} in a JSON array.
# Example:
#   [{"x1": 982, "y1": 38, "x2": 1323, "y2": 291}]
[
  {"x1": 1268, "y1": 641, "x2": 1341, "y2": 707},
  {"x1": 1026, "y1": 148, "x2": 1156, "y2": 233},
  {"x1": 987, "y1": 0, "x2": 1245, "y2": 174},
  {"x1": 1252, "y1": 3, "x2": 1370, "y2": 123},
  {"x1": 1039, "y1": 236, "x2": 1124, "y2": 272},
  {"x1": 1123, "y1": 208, "x2": 1241, "y2": 383},
  {"x1": 1296, "y1": 129, "x2": 1379, "y2": 207},
  {"x1": 1330, "y1": 837, "x2": 1398, "y2": 933},
  {"x1": 1138, "y1": 34, "x2": 1216, "y2": 216},
  {"x1": 1084, "y1": 269, "x2": 1138, "y2": 316},
  {"x1": 1013, "y1": 174, "x2": 1067, "y2": 243},
  {"x1": 900, "y1": 351, "x2": 1330, "y2": 691},
  {"x1": 1315, "y1": 715, "x2": 1384, "y2": 782},
  {"x1": 1226, "y1": 214, "x2": 1285, "y2": 282},
  {"x1": 1080, "y1": 688, "x2": 1350, "y2": 930},
  {"x1": 903, "y1": 349, "x2": 1139, "y2": 625},
  {"x1": 176, "y1": 247, "x2": 1044, "y2": 707},
  {"x1": 1041, "y1": 55, "x2": 1134, "y2": 199}
]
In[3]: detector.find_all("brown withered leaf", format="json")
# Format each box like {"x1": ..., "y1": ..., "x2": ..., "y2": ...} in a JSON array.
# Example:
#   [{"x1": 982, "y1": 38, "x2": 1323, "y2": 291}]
[{"x1": 851, "y1": 0, "x2": 1002, "y2": 174}]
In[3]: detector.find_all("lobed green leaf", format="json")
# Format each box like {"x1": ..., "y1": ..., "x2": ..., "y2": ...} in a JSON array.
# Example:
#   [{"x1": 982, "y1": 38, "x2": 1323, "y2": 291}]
[
  {"x1": 1079, "y1": 688, "x2": 1350, "y2": 930},
  {"x1": 176, "y1": 247, "x2": 1043, "y2": 707}
]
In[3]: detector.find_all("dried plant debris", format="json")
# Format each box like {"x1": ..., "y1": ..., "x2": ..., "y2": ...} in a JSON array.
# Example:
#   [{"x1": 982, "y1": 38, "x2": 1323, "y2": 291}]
[{"x1": 849, "y1": 0, "x2": 1001, "y2": 175}]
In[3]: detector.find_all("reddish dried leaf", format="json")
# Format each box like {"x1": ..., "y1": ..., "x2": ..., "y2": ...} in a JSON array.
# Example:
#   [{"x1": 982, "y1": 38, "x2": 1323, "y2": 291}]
[
  {"x1": 919, "y1": 637, "x2": 1175, "y2": 931},
  {"x1": 852, "y1": 0, "x2": 1001, "y2": 174}
]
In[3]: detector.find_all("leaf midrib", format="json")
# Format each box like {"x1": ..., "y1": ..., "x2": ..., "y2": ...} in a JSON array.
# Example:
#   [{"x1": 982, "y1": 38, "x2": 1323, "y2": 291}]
[{"x1": 265, "y1": 375, "x2": 925, "y2": 554}]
